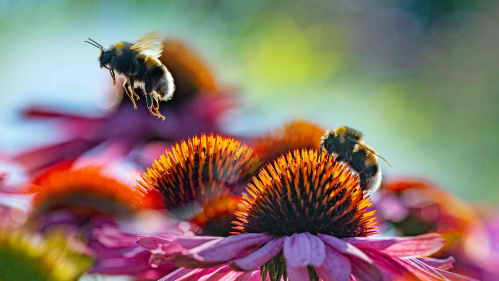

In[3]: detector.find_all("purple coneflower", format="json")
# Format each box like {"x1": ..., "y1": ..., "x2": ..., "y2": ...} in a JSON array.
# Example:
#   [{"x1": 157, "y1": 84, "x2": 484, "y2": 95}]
[
  {"x1": 137, "y1": 134, "x2": 261, "y2": 223},
  {"x1": 87, "y1": 134, "x2": 261, "y2": 280},
  {"x1": 139, "y1": 149, "x2": 470, "y2": 281}
]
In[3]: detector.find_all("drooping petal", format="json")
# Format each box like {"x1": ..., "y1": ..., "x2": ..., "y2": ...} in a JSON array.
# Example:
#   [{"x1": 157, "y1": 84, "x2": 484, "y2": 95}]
[
  {"x1": 197, "y1": 266, "x2": 232, "y2": 281},
  {"x1": 343, "y1": 233, "x2": 445, "y2": 257},
  {"x1": 235, "y1": 271, "x2": 255, "y2": 281},
  {"x1": 194, "y1": 233, "x2": 273, "y2": 262},
  {"x1": 314, "y1": 246, "x2": 351, "y2": 281},
  {"x1": 349, "y1": 257, "x2": 383, "y2": 281},
  {"x1": 138, "y1": 236, "x2": 224, "y2": 267},
  {"x1": 370, "y1": 253, "x2": 473, "y2": 281},
  {"x1": 369, "y1": 253, "x2": 422, "y2": 281},
  {"x1": 199, "y1": 266, "x2": 253, "y2": 281},
  {"x1": 172, "y1": 233, "x2": 273, "y2": 268},
  {"x1": 318, "y1": 234, "x2": 382, "y2": 280},
  {"x1": 401, "y1": 256, "x2": 473, "y2": 281},
  {"x1": 137, "y1": 236, "x2": 172, "y2": 250},
  {"x1": 318, "y1": 234, "x2": 373, "y2": 264},
  {"x1": 283, "y1": 233, "x2": 326, "y2": 267},
  {"x1": 231, "y1": 238, "x2": 284, "y2": 271},
  {"x1": 412, "y1": 257, "x2": 455, "y2": 270},
  {"x1": 160, "y1": 268, "x2": 213, "y2": 281},
  {"x1": 162, "y1": 236, "x2": 224, "y2": 254},
  {"x1": 286, "y1": 264, "x2": 310, "y2": 281}
]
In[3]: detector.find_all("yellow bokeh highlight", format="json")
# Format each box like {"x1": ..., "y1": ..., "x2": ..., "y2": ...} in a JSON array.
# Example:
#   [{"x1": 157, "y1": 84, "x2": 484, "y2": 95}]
[{"x1": 241, "y1": 13, "x2": 348, "y2": 89}]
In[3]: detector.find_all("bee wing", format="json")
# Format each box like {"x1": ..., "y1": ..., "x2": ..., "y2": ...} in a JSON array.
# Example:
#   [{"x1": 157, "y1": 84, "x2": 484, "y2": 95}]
[
  {"x1": 356, "y1": 141, "x2": 393, "y2": 168},
  {"x1": 130, "y1": 31, "x2": 164, "y2": 59}
]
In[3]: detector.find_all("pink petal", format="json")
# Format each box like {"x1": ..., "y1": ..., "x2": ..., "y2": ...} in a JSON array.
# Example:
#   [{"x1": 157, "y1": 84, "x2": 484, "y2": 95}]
[
  {"x1": 314, "y1": 246, "x2": 351, "y2": 281},
  {"x1": 343, "y1": 233, "x2": 445, "y2": 257},
  {"x1": 413, "y1": 257, "x2": 455, "y2": 270},
  {"x1": 349, "y1": 257, "x2": 383, "y2": 281},
  {"x1": 137, "y1": 236, "x2": 172, "y2": 250},
  {"x1": 173, "y1": 234, "x2": 272, "y2": 269},
  {"x1": 162, "y1": 236, "x2": 224, "y2": 255},
  {"x1": 199, "y1": 266, "x2": 232, "y2": 281},
  {"x1": 318, "y1": 234, "x2": 373, "y2": 264},
  {"x1": 232, "y1": 238, "x2": 284, "y2": 271},
  {"x1": 247, "y1": 270, "x2": 269, "y2": 281},
  {"x1": 400, "y1": 256, "x2": 474, "y2": 281},
  {"x1": 159, "y1": 268, "x2": 210, "y2": 281},
  {"x1": 194, "y1": 233, "x2": 273, "y2": 262},
  {"x1": 286, "y1": 264, "x2": 310, "y2": 281},
  {"x1": 139, "y1": 236, "x2": 224, "y2": 267},
  {"x1": 200, "y1": 266, "x2": 252, "y2": 281},
  {"x1": 283, "y1": 233, "x2": 326, "y2": 267},
  {"x1": 173, "y1": 254, "x2": 228, "y2": 269},
  {"x1": 235, "y1": 272, "x2": 254, "y2": 281},
  {"x1": 369, "y1": 253, "x2": 420, "y2": 280}
]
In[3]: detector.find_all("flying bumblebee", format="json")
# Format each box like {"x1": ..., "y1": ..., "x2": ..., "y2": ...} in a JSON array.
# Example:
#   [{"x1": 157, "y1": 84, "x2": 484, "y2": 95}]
[
  {"x1": 319, "y1": 126, "x2": 392, "y2": 192},
  {"x1": 85, "y1": 32, "x2": 175, "y2": 120}
]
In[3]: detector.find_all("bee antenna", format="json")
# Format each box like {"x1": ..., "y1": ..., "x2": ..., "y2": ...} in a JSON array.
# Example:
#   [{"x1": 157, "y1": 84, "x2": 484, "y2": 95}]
[
  {"x1": 355, "y1": 141, "x2": 393, "y2": 169},
  {"x1": 85, "y1": 40, "x2": 102, "y2": 49},
  {"x1": 87, "y1": 38, "x2": 103, "y2": 49}
]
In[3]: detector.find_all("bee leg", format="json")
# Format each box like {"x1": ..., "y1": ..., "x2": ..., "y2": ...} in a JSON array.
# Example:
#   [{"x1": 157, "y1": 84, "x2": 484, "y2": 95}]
[
  {"x1": 146, "y1": 94, "x2": 156, "y2": 116},
  {"x1": 154, "y1": 96, "x2": 166, "y2": 121},
  {"x1": 123, "y1": 81, "x2": 137, "y2": 109},
  {"x1": 129, "y1": 77, "x2": 140, "y2": 101},
  {"x1": 148, "y1": 93, "x2": 165, "y2": 121}
]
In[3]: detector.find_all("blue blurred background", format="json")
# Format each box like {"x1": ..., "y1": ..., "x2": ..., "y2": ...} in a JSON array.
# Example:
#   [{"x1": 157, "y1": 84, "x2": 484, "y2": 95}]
[{"x1": 1, "y1": 0, "x2": 498, "y2": 202}]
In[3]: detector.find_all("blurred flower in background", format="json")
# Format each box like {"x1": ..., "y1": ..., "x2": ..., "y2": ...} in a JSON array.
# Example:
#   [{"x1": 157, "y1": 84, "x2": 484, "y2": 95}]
[
  {"x1": 372, "y1": 179, "x2": 499, "y2": 280},
  {"x1": 0, "y1": 226, "x2": 93, "y2": 281}
]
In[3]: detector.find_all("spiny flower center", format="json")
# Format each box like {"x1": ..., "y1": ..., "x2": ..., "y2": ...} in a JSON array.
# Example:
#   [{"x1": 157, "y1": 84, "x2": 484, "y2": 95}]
[
  {"x1": 138, "y1": 134, "x2": 261, "y2": 219},
  {"x1": 234, "y1": 149, "x2": 377, "y2": 238}
]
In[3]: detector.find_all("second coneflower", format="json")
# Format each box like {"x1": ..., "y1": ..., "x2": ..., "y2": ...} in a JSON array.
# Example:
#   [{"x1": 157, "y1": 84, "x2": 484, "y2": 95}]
[
  {"x1": 138, "y1": 134, "x2": 260, "y2": 235},
  {"x1": 138, "y1": 149, "x2": 466, "y2": 281}
]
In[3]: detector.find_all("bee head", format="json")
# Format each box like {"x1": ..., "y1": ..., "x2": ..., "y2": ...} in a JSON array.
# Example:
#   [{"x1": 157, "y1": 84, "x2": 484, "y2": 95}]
[
  {"x1": 98, "y1": 49, "x2": 115, "y2": 68},
  {"x1": 85, "y1": 38, "x2": 114, "y2": 68}
]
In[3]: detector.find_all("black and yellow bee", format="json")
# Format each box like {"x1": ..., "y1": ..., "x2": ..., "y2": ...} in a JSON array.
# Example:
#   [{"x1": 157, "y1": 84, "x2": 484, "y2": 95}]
[
  {"x1": 319, "y1": 126, "x2": 392, "y2": 192},
  {"x1": 85, "y1": 32, "x2": 175, "y2": 120}
]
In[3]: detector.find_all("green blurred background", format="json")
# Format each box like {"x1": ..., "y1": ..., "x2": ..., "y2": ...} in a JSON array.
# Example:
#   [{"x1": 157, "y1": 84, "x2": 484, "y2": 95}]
[{"x1": 1, "y1": 0, "x2": 498, "y2": 202}]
